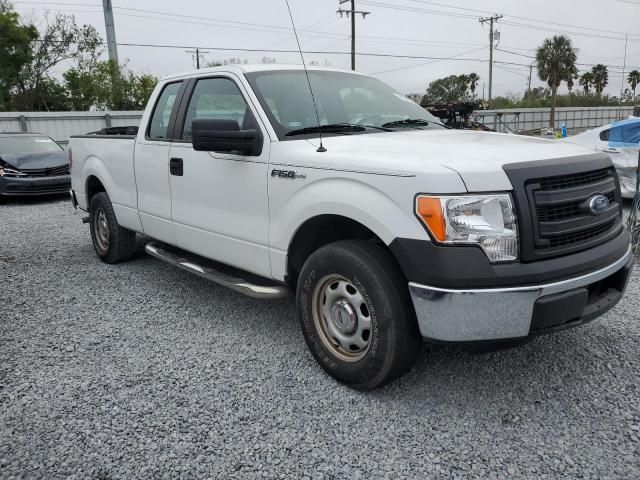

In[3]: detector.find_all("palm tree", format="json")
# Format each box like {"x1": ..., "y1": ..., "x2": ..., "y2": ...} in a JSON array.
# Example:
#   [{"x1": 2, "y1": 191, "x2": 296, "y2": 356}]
[
  {"x1": 535, "y1": 35, "x2": 577, "y2": 127},
  {"x1": 628, "y1": 70, "x2": 640, "y2": 104},
  {"x1": 566, "y1": 65, "x2": 578, "y2": 106},
  {"x1": 591, "y1": 64, "x2": 608, "y2": 95},
  {"x1": 468, "y1": 73, "x2": 480, "y2": 99},
  {"x1": 579, "y1": 72, "x2": 593, "y2": 95}
]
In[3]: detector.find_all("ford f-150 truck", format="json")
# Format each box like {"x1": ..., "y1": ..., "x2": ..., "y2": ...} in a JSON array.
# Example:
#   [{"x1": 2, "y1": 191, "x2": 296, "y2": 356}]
[{"x1": 70, "y1": 65, "x2": 634, "y2": 390}]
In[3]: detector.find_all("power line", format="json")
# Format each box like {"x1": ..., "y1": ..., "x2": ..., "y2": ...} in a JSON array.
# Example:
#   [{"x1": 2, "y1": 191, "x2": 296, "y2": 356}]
[
  {"x1": 33, "y1": 37, "x2": 512, "y2": 65},
  {"x1": 357, "y1": 0, "x2": 640, "y2": 41},
  {"x1": 402, "y1": 0, "x2": 640, "y2": 38},
  {"x1": 370, "y1": 46, "x2": 487, "y2": 75},
  {"x1": 495, "y1": 47, "x2": 631, "y2": 72}
]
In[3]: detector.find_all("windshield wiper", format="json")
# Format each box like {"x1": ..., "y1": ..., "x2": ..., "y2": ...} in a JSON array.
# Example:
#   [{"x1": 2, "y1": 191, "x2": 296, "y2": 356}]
[
  {"x1": 381, "y1": 119, "x2": 437, "y2": 128},
  {"x1": 285, "y1": 123, "x2": 392, "y2": 136},
  {"x1": 286, "y1": 123, "x2": 365, "y2": 136}
]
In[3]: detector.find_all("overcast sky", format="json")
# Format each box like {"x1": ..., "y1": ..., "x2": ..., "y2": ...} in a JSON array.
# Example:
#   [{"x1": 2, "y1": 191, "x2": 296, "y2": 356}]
[{"x1": 14, "y1": 0, "x2": 640, "y2": 98}]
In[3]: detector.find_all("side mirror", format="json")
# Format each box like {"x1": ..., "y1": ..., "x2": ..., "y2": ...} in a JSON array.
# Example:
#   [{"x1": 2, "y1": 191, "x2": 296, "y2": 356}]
[{"x1": 191, "y1": 118, "x2": 260, "y2": 155}]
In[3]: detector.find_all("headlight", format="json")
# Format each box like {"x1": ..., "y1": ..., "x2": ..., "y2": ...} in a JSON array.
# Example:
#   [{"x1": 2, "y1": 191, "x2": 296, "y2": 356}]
[
  {"x1": 0, "y1": 166, "x2": 26, "y2": 177},
  {"x1": 415, "y1": 194, "x2": 518, "y2": 263}
]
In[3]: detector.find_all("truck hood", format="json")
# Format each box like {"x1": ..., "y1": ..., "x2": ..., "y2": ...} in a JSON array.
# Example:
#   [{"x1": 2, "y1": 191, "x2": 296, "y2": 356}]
[
  {"x1": 0, "y1": 151, "x2": 68, "y2": 170},
  {"x1": 308, "y1": 129, "x2": 598, "y2": 191}
]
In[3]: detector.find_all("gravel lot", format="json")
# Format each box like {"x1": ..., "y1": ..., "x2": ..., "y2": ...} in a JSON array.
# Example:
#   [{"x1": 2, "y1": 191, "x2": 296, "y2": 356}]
[{"x1": 1, "y1": 196, "x2": 640, "y2": 479}]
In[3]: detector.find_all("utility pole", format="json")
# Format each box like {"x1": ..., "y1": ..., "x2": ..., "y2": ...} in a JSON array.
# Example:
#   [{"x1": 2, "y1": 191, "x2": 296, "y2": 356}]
[
  {"x1": 620, "y1": 33, "x2": 628, "y2": 99},
  {"x1": 479, "y1": 14, "x2": 502, "y2": 109},
  {"x1": 185, "y1": 48, "x2": 209, "y2": 69},
  {"x1": 618, "y1": 33, "x2": 628, "y2": 119},
  {"x1": 102, "y1": 0, "x2": 120, "y2": 107},
  {"x1": 337, "y1": 0, "x2": 370, "y2": 70},
  {"x1": 527, "y1": 63, "x2": 533, "y2": 95},
  {"x1": 102, "y1": 0, "x2": 119, "y2": 67}
]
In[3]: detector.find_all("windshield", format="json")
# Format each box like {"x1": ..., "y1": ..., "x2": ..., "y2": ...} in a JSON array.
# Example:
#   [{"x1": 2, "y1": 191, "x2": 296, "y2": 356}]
[
  {"x1": 245, "y1": 70, "x2": 444, "y2": 140},
  {"x1": 0, "y1": 135, "x2": 63, "y2": 155}
]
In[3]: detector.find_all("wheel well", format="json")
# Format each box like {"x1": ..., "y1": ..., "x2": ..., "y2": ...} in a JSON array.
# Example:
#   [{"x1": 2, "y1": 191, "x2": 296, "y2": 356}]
[
  {"x1": 286, "y1": 215, "x2": 386, "y2": 286},
  {"x1": 85, "y1": 176, "x2": 105, "y2": 205}
]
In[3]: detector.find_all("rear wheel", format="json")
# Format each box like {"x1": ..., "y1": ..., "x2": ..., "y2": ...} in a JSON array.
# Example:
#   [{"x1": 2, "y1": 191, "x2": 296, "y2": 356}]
[
  {"x1": 297, "y1": 240, "x2": 421, "y2": 390},
  {"x1": 89, "y1": 192, "x2": 136, "y2": 263}
]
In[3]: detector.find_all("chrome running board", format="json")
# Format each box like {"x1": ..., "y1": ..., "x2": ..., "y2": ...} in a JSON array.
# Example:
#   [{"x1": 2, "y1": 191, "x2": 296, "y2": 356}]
[{"x1": 144, "y1": 241, "x2": 291, "y2": 299}]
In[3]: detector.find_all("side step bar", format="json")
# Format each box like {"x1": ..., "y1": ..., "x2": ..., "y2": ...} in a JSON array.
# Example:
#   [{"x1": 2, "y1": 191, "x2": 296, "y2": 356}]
[{"x1": 144, "y1": 241, "x2": 291, "y2": 299}]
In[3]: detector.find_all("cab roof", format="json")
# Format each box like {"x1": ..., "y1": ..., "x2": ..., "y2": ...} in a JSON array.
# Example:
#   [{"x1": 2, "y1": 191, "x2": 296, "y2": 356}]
[{"x1": 161, "y1": 63, "x2": 367, "y2": 81}]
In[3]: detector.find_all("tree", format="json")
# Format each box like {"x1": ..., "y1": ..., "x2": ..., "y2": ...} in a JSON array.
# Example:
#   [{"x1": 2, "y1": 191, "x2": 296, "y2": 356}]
[
  {"x1": 0, "y1": 1, "x2": 38, "y2": 109},
  {"x1": 627, "y1": 69, "x2": 640, "y2": 104},
  {"x1": 591, "y1": 64, "x2": 608, "y2": 95},
  {"x1": 422, "y1": 74, "x2": 477, "y2": 105},
  {"x1": 12, "y1": 12, "x2": 102, "y2": 110},
  {"x1": 64, "y1": 60, "x2": 157, "y2": 110},
  {"x1": 566, "y1": 65, "x2": 578, "y2": 93},
  {"x1": 566, "y1": 65, "x2": 578, "y2": 106},
  {"x1": 467, "y1": 73, "x2": 480, "y2": 99},
  {"x1": 579, "y1": 72, "x2": 593, "y2": 95},
  {"x1": 535, "y1": 35, "x2": 577, "y2": 127},
  {"x1": 406, "y1": 93, "x2": 423, "y2": 104}
]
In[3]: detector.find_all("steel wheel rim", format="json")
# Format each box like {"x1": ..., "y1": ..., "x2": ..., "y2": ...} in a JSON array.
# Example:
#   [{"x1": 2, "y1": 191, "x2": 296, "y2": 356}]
[
  {"x1": 94, "y1": 208, "x2": 110, "y2": 252},
  {"x1": 311, "y1": 274, "x2": 372, "y2": 362}
]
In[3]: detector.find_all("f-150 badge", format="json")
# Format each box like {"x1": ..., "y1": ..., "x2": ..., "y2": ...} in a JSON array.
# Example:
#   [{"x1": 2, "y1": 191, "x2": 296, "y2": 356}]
[{"x1": 271, "y1": 169, "x2": 306, "y2": 179}]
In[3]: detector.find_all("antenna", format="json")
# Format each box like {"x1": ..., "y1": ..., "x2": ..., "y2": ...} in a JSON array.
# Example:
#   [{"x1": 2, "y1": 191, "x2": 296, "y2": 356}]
[{"x1": 284, "y1": 0, "x2": 326, "y2": 153}]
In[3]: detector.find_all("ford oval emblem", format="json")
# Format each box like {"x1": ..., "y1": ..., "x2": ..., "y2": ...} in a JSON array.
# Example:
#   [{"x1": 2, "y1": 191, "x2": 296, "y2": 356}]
[{"x1": 588, "y1": 194, "x2": 609, "y2": 215}]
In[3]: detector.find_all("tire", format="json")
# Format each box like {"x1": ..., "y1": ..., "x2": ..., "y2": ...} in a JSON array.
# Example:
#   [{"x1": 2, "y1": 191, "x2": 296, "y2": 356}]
[
  {"x1": 89, "y1": 192, "x2": 136, "y2": 263},
  {"x1": 297, "y1": 240, "x2": 421, "y2": 390}
]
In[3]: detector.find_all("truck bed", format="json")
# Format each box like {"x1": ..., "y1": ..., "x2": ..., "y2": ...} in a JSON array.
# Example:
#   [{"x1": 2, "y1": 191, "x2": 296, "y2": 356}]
[{"x1": 70, "y1": 134, "x2": 138, "y2": 229}]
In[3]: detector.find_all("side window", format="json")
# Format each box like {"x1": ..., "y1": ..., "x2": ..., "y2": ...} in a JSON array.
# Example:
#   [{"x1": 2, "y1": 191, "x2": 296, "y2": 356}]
[
  {"x1": 148, "y1": 81, "x2": 182, "y2": 139},
  {"x1": 182, "y1": 78, "x2": 249, "y2": 141}
]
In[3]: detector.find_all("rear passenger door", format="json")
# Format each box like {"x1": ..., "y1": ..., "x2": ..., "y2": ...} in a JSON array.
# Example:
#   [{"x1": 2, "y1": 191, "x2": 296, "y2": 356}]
[
  {"x1": 168, "y1": 75, "x2": 271, "y2": 277},
  {"x1": 134, "y1": 80, "x2": 185, "y2": 244}
]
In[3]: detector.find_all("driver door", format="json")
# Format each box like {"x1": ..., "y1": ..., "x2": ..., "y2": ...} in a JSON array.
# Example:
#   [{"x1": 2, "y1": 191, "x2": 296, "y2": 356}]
[{"x1": 168, "y1": 75, "x2": 271, "y2": 277}]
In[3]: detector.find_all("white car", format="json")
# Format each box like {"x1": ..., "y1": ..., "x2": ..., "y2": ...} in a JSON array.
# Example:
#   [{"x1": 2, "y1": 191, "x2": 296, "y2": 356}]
[
  {"x1": 69, "y1": 65, "x2": 634, "y2": 389},
  {"x1": 563, "y1": 117, "x2": 640, "y2": 198}
]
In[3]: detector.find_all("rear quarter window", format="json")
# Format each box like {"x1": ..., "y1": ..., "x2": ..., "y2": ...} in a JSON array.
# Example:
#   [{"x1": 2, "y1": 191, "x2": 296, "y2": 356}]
[{"x1": 148, "y1": 81, "x2": 182, "y2": 140}]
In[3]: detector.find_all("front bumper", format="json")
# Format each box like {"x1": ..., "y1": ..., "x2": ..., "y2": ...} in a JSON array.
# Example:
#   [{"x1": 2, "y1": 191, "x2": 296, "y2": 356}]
[
  {"x1": 0, "y1": 175, "x2": 71, "y2": 196},
  {"x1": 409, "y1": 247, "x2": 635, "y2": 342}
]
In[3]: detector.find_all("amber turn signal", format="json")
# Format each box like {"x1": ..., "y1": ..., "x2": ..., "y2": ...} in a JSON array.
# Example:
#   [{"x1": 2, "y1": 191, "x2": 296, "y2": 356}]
[{"x1": 416, "y1": 196, "x2": 446, "y2": 242}]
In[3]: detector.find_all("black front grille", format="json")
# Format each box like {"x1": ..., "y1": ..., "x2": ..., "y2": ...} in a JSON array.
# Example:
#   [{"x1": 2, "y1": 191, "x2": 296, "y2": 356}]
[
  {"x1": 539, "y1": 219, "x2": 616, "y2": 249},
  {"x1": 535, "y1": 191, "x2": 615, "y2": 222},
  {"x1": 538, "y1": 168, "x2": 610, "y2": 191},
  {"x1": 19, "y1": 164, "x2": 70, "y2": 177},
  {"x1": 503, "y1": 155, "x2": 623, "y2": 262}
]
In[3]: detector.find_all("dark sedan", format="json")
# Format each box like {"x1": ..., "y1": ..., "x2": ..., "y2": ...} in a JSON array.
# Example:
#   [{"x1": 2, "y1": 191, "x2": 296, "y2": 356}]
[{"x1": 0, "y1": 133, "x2": 70, "y2": 197}]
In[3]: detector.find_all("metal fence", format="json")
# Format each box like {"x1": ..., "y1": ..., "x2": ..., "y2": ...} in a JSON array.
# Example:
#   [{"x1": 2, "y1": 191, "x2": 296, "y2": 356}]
[
  {"x1": 0, "y1": 107, "x2": 637, "y2": 143},
  {"x1": 473, "y1": 106, "x2": 636, "y2": 134},
  {"x1": 0, "y1": 111, "x2": 144, "y2": 146}
]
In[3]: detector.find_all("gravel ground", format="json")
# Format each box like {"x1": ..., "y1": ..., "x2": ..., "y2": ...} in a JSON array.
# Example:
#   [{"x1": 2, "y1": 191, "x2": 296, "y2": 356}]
[{"x1": 1, "y1": 196, "x2": 640, "y2": 480}]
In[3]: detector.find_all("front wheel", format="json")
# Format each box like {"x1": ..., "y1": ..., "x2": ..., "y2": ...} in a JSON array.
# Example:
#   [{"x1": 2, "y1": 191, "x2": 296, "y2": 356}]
[
  {"x1": 297, "y1": 240, "x2": 421, "y2": 390},
  {"x1": 89, "y1": 192, "x2": 136, "y2": 264}
]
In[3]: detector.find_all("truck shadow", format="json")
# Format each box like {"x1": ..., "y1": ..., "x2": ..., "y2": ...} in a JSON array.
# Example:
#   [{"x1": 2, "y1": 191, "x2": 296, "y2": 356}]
[
  {"x1": 107, "y1": 240, "x2": 633, "y2": 411},
  {"x1": 371, "y1": 321, "x2": 626, "y2": 411},
  {"x1": 0, "y1": 193, "x2": 69, "y2": 205}
]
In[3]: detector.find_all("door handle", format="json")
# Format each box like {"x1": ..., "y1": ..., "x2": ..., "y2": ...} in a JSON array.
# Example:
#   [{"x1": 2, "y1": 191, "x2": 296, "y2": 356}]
[
  {"x1": 169, "y1": 157, "x2": 183, "y2": 176},
  {"x1": 604, "y1": 148, "x2": 620, "y2": 154}
]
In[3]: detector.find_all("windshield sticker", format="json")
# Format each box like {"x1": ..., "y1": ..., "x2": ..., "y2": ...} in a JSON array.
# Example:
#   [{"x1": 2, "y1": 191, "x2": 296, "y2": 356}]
[{"x1": 288, "y1": 121, "x2": 302, "y2": 128}]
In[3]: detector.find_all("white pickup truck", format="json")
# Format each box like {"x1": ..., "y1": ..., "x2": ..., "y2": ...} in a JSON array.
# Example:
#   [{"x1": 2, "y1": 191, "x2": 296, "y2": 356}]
[{"x1": 70, "y1": 65, "x2": 634, "y2": 389}]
